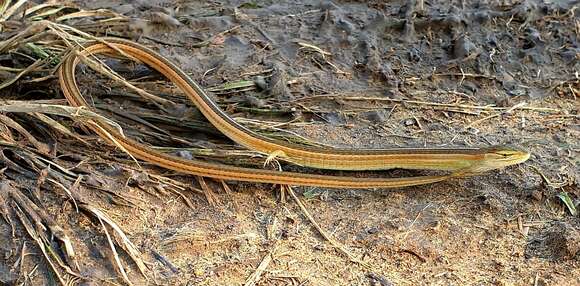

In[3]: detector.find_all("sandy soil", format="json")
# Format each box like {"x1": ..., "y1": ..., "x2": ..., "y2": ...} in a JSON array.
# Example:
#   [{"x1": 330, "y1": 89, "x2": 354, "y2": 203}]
[{"x1": 0, "y1": 1, "x2": 578, "y2": 285}]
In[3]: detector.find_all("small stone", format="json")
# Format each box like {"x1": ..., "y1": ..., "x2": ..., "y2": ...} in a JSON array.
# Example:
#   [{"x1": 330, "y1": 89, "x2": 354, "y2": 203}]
[
  {"x1": 363, "y1": 110, "x2": 388, "y2": 123},
  {"x1": 112, "y1": 4, "x2": 135, "y2": 14},
  {"x1": 253, "y1": 76, "x2": 267, "y2": 90},
  {"x1": 150, "y1": 12, "x2": 181, "y2": 28},
  {"x1": 403, "y1": 118, "x2": 415, "y2": 126},
  {"x1": 242, "y1": 95, "x2": 266, "y2": 108},
  {"x1": 323, "y1": 112, "x2": 345, "y2": 125},
  {"x1": 453, "y1": 35, "x2": 478, "y2": 59},
  {"x1": 176, "y1": 150, "x2": 193, "y2": 160},
  {"x1": 523, "y1": 27, "x2": 542, "y2": 49},
  {"x1": 461, "y1": 80, "x2": 479, "y2": 94}
]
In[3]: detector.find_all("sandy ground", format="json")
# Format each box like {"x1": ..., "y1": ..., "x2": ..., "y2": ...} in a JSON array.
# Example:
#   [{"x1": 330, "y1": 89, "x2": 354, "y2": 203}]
[{"x1": 0, "y1": 1, "x2": 578, "y2": 285}]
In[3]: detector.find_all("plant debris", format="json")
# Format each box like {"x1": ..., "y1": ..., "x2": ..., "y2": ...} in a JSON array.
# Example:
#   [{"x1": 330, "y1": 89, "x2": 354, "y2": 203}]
[{"x1": 0, "y1": 0, "x2": 578, "y2": 285}]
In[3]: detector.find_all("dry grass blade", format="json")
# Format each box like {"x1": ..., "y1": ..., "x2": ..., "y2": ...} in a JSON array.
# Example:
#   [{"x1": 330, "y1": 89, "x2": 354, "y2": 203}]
[
  {"x1": 15, "y1": 241, "x2": 27, "y2": 279},
  {"x1": 47, "y1": 22, "x2": 135, "y2": 61},
  {"x1": 82, "y1": 205, "x2": 149, "y2": 280},
  {"x1": 126, "y1": 168, "x2": 203, "y2": 209},
  {"x1": 33, "y1": 156, "x2": 79, "y2": 180},
  {"x1": 0, "y1": 142, "x2": 36, "y2": 176},
  {"x1": 0, "y1": 0, "x2": 10, "y2": 16},
  {"x1": 24, "y1": 3, "x2": 72, "y2": 16},
  {"x1": 30, "y1": 7, "x2": 71, "y2": 20},
  {"x1": 0, "y1": 120, "x2": 13, "y2": 140},
  {"x1": 244, "y1": 245, "x2": 276, "y2": 286},
  {"x1": 122, "y1": 165, "x2": 204, "y2": 197},
  {"x1": 0, "y1": 20, "x2": 49, "y2": 53},
  {"x1": 13, "y1": 205, "x2": 69, "y2": 286},
  {"x1": 163, "y1": 186, "x2": 195, "y2": 210},
  {"x1": 220, "y1": 180, "x2": 239, "y2": 210},
  {"x1": 297, "y1": 42, "x2": 332, "y2": 58},
  {"x1": 5, "y1": 179, "x2": 83, "y2": 277},
  {"x1": 0, "y1": 187, "x2": 15, "y2": 234},
  {"x1": 98, "y1": 216, "x2": 134, "y2": 286},
  {"x1": 245, "y1": 203, "x2": 284, "y2": 286},
  {"x1": 0, "y1": 0, "x2": 28, "y2": 22},
  {"x1": 55, "y1": 9, "x2": 125, "y2": 22},
  {"x1": 0, "y1": 58, "x2": 46, "y2": 90},
  {"x1": 196, "y1": 176, "x2": 219, "y2": 206},
  {"x1": 0, "y1": 113, "x2": 51, "y2": 154},
  {"x1": 296, "y1": 94, "x2": 562, "y2": 113},
  {"x1": 466, "y1": 113, "x2": 501, "y2": 128},
  {"x1": 32, "y1": 112, "x2": 88, "y2": 144},
  {"x1": 161, "y1": 230, "x2": 258, "y2": 246},
  {"x1": 47, "y1": 178, "x2": 78, "y2": 212},
  {"x1": 235, "y1": 117, "x2": 331, "y2": 148},
  {"x1": 297, "y1": 42, "x2": 349, "y2": 74},
  {"x1": 286, "y1": 186, "x2": 371, "y2": 269},
  {"x1": 45, "y1": 22, "x2": 86, "y2": 45},
  {"x1": 3, "y1": 182, "x2": 75, "y2": 286},
  {"x1": 0, "y1": 65, "x2": 23, "y2": 72},
  {"x1": 91, "y1": 122, "x2": 142, "y2": 169},
  {"x1": 0, "y1": 101, "x2": 124, "y2": 135},
  {"x1": 73, "y1": 50, "x2": 171, "y2": 105}
]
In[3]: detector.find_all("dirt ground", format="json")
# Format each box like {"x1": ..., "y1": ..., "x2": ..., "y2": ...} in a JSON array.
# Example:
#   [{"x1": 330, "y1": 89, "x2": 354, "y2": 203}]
[{"x1": 0, "y1": 0, "x2": 579, "y2": 285}]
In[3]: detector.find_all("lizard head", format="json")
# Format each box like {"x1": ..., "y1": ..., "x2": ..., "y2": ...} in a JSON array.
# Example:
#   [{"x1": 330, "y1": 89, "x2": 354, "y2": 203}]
[{"x1": 464, "y1": 146, "x2": 530, "y2": 173}]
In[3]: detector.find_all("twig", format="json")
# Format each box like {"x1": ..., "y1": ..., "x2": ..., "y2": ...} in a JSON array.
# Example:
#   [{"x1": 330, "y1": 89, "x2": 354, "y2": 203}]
[
  {"x1": 0, "y1": 0, "x2": 28, "y2": 22},
  {"x1": 84, "y1": 206, "x2": 149, "y2": 279},
  {"x1": 0, "y1": 101, "x2": 124, "y2": 135},
  {"x1": 0, "y1": 58, "x2": 46, "y2": 90},
  {"x1": 466, "y1": 113, "x2": 501, "y2": 128},
  {"x1": 0, "y1": 113, "x2": 51, "y2": 155},
  {"x1": 196, "y1": 176, "x2": 219, "y2": 206},
  {"x1": 98, "y1": 216, "x2": 133, "y2": 286},
  {"x1": 73, "y1": 50, "x2": 171, "y2": 106},
  {"x1": 530, "y1": 166, "x2": 571, "y2": 188},
  {"x1": 286, "y1": 186, "x2": 370, "y2": 268},
  {"x1": 189, "y1": 25, "x2": 241, "y2": 48},
  {"x1": 294, "y1": 94, "x2": 562, "y2": 113},
  {"x1": 244, "y1": 245, "x2": 276, "y2": 286},
  {"x1": 12, "y1": 205, "x2": 69, "y2": 286}
]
